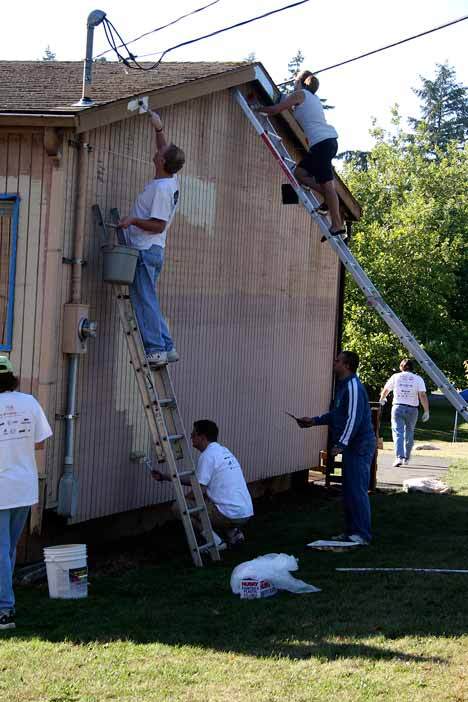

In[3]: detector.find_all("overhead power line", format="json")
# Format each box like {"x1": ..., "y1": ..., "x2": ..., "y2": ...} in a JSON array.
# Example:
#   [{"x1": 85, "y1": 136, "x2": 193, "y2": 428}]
[
  {"x1": 279, "y1": 14, "x2": 468, "y2": 85},
  {"x1": 100, "y1": 0, "x2": 312, "y2": 69},
  {"x1": 94, "y1": 1, "x2": 222, "y2": 60}
]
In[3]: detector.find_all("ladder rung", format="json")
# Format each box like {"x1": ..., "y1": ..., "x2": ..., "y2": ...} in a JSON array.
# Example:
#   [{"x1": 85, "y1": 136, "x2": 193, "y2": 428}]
[
  {"x1": 187, "y1": 505, "x2": 205, "y2": 516},
  {"x1": 159, "y1": 398, "x2": 176, "y2": 408},
  {"x1": 266, "y1": 131, "x2": 282, "y2": 140},
  {"x1": 166, "y1": 433, "x2": 183, "y2": 442},
  {"x1": 178, "y1": 470, "x2": 195, "y2": 479}
]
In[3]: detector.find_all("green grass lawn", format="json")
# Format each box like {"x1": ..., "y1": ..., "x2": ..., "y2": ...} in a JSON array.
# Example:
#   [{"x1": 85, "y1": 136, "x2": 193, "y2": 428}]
[{"x1": 2, "y1": 461, "x2": 468, "y2": 702}]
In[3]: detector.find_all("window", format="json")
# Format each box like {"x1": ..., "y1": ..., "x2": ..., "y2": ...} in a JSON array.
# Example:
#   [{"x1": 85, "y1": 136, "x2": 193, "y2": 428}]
[{"x1": 0, "y1": 195, "x2": 19, "y2": 351}]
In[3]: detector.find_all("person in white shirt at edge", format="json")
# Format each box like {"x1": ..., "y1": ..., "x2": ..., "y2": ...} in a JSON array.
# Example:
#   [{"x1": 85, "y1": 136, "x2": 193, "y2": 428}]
[
  {"x1": 118, "y1": 110, "x2": 185, "y2": 368},
  {"x1": 254, "y1": 70, "x2": 346, "y2": 238},
  {"x1": 0, "y1": 356, "x2": 52, "y2": 631},
  {"x1": 152, "y1": 420, "x2": 254, "y2": 549},
  {"x1": 379, "y1": 358, "x2": 430, "y2": 467}
]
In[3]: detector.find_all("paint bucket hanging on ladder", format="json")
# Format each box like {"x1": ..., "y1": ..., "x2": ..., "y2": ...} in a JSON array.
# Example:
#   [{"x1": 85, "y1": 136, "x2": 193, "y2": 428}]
[{"x1": 102, "y1": 245, "x2": 138, "y2": 285}]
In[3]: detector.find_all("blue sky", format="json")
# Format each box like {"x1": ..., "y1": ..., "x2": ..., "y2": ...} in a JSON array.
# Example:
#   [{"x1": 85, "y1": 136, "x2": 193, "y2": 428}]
[{"x1": 4, "y1": 0, "x2": 467, "y2": 151}]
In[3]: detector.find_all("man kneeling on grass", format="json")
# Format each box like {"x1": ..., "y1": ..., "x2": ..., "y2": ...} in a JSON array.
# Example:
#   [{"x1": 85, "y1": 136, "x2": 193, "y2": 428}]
[{"x1": 152, "y1": 420, "x2": 254, "y2": 549}]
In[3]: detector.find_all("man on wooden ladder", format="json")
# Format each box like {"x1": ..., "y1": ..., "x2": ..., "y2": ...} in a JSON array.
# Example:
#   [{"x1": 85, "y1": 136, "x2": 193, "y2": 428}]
[{"x1": 118, "y1": 110, "x2": 185, "y2": 368}]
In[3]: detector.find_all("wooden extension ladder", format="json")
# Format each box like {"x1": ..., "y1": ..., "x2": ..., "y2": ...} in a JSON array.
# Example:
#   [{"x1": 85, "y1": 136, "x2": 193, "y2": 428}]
[{"x1": 92, "y1": 204, "x2": 220, "y2": 567}]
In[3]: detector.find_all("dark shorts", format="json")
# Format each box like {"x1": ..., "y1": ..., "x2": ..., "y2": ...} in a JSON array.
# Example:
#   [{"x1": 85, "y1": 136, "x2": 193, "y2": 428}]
[{"x1": 297, "y1": 138, "x2": 338, "y2": 184}]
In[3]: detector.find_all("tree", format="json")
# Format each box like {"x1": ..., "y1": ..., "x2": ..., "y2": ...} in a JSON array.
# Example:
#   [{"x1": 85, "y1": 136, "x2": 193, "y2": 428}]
[
  {"x1": 341, "y1": 115, "x2": 468, "y2": 394},
  {"x1": 42, "y1": 45, "x2": 56, "y2": 61},
  {"x1": 282, "y1": 49, "x2": 333, "y2": 110},
  {"x1": 336, "y1": 149, "x2": 369, "y2": 171},
  {"x1": 409, "y1": 63, "x2": 468, "y2": 153},
  {"x1": 282, "y1": 49, "x2": 304, "y2": 93},
  {"x1": 244, "y1": 52, "x2": 256, "y2": 63}
]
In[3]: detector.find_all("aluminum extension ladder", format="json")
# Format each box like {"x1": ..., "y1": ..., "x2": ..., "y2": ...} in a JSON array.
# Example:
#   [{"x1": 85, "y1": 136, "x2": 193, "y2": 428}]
[
  {"x1": 92, "y1": 205, "x2": 220, "y2": 567},
  {"x1": 232, "y1": 88, "x2": 468, "y2": 422}
]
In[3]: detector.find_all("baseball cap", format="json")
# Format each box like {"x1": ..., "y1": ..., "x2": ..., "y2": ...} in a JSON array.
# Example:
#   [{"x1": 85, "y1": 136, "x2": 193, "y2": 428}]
[{"x1": 0, "y1": 356, "x2": 15, "y2": 374}]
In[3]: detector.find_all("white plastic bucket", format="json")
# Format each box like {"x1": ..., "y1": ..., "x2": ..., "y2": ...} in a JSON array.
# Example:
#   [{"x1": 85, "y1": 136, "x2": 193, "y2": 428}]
[{"x1": 43, "y1": 544, "x2": 88, "y2": 599}]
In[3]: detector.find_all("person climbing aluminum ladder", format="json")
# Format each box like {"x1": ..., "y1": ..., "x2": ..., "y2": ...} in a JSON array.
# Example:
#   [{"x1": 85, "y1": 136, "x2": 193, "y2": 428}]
[
  {"x1": 232, "y1": 87, "x2": 468, "y2": 423},
  {"x1": 253, "y1": 70, "x2": 345, "y2": 238}
]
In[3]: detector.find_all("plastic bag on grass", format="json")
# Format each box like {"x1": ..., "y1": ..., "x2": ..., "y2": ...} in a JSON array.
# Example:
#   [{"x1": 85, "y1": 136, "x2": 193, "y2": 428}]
[
  {"x1": 403, "y1": 477, "x2": 451, "y2": 494},
  {"x1": 230, "y1": 553, "x2": 320, "y2": 596}
]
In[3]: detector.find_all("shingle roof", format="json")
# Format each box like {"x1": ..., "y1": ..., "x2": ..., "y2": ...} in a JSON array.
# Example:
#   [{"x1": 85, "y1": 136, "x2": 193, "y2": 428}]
[{"x1": 0, "y1": 60, "x2": 248, "y2": 112}]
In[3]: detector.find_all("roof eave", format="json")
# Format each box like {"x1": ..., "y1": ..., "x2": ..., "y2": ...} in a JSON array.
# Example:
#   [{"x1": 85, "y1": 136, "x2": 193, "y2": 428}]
[
  {"x1": 0, "y1": 112, "x2": 76, "y2": 128},
  {"x1": 75, "y1": 64, "x2": 259, "y2": 134}
]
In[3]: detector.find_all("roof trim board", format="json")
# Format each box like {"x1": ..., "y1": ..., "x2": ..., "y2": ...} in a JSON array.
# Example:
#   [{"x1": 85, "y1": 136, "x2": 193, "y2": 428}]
[{"x1": 74, "y1": 64, "x2": 258, "y2": 134}]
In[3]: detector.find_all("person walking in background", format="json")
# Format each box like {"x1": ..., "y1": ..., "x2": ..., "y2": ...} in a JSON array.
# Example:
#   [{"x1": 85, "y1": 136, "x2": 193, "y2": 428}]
[
  {"x1": 254, "y1": 70, "x2": 345, "y2": 238},
  {"x1": 295, "y1": 351, "x2": 375, "y2": 546},
  {"x1": 118, "y1": 109, "x2": 185, "y2": 368},
  {"x1": 0, "y1": 357, "x2": 52, "y2": 630},
  {"x1": 380, "y1": 358, "x2": 429, "y2": 467}
]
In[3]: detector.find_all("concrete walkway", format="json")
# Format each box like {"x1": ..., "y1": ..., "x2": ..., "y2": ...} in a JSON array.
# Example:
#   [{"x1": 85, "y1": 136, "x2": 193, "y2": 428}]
[{"x1": 376, "y1": 451, "x2": 450, "y2": 490}]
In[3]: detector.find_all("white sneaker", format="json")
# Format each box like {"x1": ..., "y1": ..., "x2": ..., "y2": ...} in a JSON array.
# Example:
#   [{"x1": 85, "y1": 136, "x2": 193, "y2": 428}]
[
  {"x1": 347, "y1": 534, "x2": 369, "y2": 546},
  {"x1": 166, "y1": 349, "x2": 180, "y2": 363},
  {"x1": 403, "y1": 458, "x2": 409, "y2": 465},
  {"x1": 392, "y1": 459, "x2": 402, "y2": 467},
  {"x1": 330, "y1": 533, "x2": 369, "y2": 546},
  {"x1": 205, "y1": 530, "x2": 227, "y2": 551},
  {"x1": 146, "y1": 352, "x2": 167, "y2": 367}
]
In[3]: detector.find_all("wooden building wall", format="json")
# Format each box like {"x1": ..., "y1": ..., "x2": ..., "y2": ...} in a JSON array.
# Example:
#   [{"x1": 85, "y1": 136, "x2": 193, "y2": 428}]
[
  {"x1": 0, "y1": 127, "x2": 77, "y2": 522},
  {"x1": 1, "y1": 84, "x2": 343, "y2": 528},
  {"x1": 60, "y1": 87, "x2": 342, "y2": 524}
]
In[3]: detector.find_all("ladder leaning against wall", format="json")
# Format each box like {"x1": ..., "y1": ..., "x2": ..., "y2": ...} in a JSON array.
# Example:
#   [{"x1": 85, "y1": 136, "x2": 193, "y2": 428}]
[
  {"x1": 232, "y1": 88, "x2": 468, "y2": 423},
  {"x1": 92, "y1": 205, "x2": 220, "y2": 567}
]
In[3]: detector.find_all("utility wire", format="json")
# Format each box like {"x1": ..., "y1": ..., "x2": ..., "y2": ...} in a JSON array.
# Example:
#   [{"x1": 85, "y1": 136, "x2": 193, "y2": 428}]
[
  {"x1": 101, "y1": 0, "x2": 312, "y2": 69},
  {"x1": 94, "y1": 1, "x2": 222, "y2": 60},
  {"x1": 279, "y1": 14, "x2": 468, "y2": 85}
]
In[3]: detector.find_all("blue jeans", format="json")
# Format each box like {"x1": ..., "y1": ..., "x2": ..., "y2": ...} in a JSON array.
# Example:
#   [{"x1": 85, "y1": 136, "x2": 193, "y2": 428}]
[
  {"x1": 130, "y1": 246, "x2": 174, "y2": 354},
  {"x1": 0, "y1": 506, "x2": 30, "y2": 613},
  {"x1": 391, "y1": 405, "x2": 419, "y2": 460},
  {"x1": 342, "y1": 438, "x2": 375, "y2": 543}
]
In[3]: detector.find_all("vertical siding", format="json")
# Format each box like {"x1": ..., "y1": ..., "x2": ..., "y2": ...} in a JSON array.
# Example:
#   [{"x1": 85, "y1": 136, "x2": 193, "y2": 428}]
[
  {"x1": 65, "y1": 87, "x2": 341, "y2": 523},
  {"x1": 0, "y1": 131, "x2": 45, "y2": 391},
  {"x1": 0, "y1": 128, "x2": 77, "y2": 509}
]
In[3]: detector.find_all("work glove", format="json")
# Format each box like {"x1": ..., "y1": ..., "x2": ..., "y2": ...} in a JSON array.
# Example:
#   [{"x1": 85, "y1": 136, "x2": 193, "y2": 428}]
[{"x1": 421, "y1": 411, "x2": 430, "y2": 423}]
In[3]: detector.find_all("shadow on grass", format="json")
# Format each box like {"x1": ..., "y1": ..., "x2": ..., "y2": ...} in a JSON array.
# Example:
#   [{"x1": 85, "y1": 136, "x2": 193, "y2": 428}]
[{"x1": 8, "y1": 484, "x2": 468, "y2": 665}]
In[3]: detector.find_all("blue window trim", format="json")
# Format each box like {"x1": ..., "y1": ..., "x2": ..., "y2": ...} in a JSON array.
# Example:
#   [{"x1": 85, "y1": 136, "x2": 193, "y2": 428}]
[{"x1": 0, "y1": 194, "x2": 20, "y2": 351}]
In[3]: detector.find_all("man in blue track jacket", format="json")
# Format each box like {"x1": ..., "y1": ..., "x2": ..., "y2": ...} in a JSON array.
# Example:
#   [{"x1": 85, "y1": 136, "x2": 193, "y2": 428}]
[{"x1": 296, "y1": 351, "x2": 375, "y2": 544}]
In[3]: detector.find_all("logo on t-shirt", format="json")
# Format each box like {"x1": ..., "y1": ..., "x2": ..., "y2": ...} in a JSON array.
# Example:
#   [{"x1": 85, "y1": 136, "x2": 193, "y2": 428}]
[{"x1": 173, "y1": 190, "x2": 179, "y2": 207}]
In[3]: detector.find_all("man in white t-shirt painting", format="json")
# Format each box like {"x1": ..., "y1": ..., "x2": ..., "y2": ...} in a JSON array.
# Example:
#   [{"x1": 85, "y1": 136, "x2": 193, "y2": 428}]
[
  {"x1": 119, "y1": 110, "x2": 185, "y2": 368},
  {"x1": 152, "y1": 420, "x2": 254, "y2": 549},
  {"x1": 380, "y1": 359, "x2": 430, "y2": 467},
  {"x1": 0, "y1": 357, "x2": 52, "y2": 630},
  {"x1": 254, "y1": 70, "x2": 346, "y2": 239}
]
